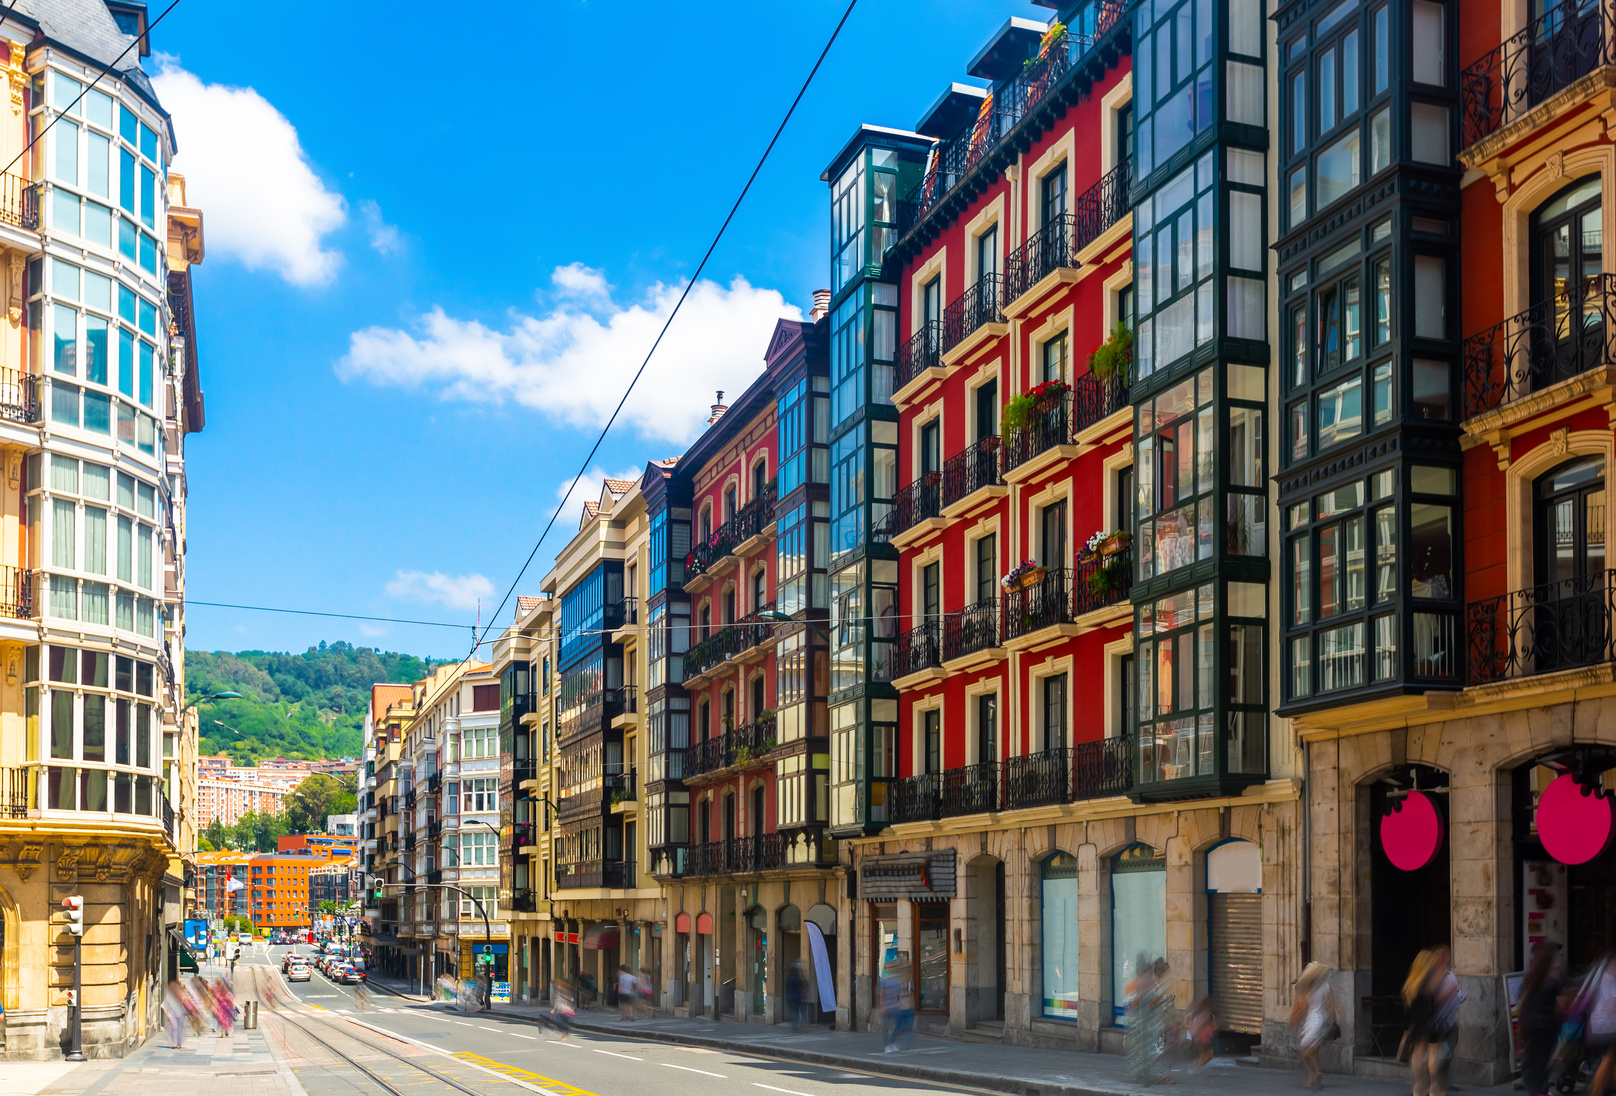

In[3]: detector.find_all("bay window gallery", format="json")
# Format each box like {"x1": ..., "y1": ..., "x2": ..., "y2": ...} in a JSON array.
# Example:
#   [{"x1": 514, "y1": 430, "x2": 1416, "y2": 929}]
[{"x1": 26, "y1": 643, "x2": 163, "y2": 813}]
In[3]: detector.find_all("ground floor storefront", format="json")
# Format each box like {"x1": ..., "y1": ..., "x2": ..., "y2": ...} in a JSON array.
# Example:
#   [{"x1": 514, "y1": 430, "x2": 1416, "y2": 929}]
[
  {"x1": 546, "y1": 893, "x2": 661, "y2": 1010},
  {"x1": 659, "y1": 870, "x2": 840, "y2": 1025},
  {"x1": 0, "y1": 832, "x2": 175, "y2": 1059},
  {"x1": 1301, "y1": 673, "x2": 1616, "y2": 1085},
  {"x1": 837, "y1": 782, "x2": 1304, "y2": 1055}
]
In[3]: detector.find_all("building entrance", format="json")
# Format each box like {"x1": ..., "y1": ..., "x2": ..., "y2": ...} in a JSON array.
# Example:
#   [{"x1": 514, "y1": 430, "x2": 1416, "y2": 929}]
[
  {"x1": 1368, "y1": 767, "x2": 1450, "y2": 1055},
  {"x1": 1512, "y1": 754, "x2": 1616, "y2": 977}
]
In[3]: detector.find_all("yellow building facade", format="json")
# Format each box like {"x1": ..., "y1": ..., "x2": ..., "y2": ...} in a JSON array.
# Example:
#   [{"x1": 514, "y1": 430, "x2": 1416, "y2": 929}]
[{"x1": 0, "y1": 2, "x2": 207, "y2": 1060}]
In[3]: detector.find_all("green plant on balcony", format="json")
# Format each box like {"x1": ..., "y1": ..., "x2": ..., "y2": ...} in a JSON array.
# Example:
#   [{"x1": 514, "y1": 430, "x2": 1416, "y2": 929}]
[
  {"x1": 760, "y1": 736, "x2": 777, "y2": 753},
  {"x1": 1087, "y1": 322, "x2": 1133, "y2": 385},
  {"x1": 610, "y1": 789, "x2": 633, "y2": 806},
  {"x1": 735, "y1": 746, "x2": 756, "y2": 765},
  {"x1": 1001, "y1": 380, "x2": 1069, "y2": 433}
]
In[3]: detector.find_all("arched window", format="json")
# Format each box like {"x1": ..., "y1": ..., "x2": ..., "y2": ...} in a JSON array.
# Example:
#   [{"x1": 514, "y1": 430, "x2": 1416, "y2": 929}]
[
  {"x1": 1530, "y1": 176, "x2": 1603, "y2": 393},
  {"x1": 1110, "y1": 843, "x2": 1166, "y2": 1023},
  {"x1": 1041, "y1": 852, "x2": 1079, "y2": 1019},
  {"x1": 1534, "y1": 455, "x2": 1607, "y2": 671}
]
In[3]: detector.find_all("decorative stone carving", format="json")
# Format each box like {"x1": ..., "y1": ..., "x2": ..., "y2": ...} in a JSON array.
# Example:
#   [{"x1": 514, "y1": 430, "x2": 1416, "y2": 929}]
[
  {"x1": 2, "y1": 43, "x2": 23, "y2": 117},
  {"x1": 9, "y1": 252, "x2": 23, "y2": 324},
  {"x1": 55, "y1": 847, "x2": 81, "y2": 882},
  {"x1": 1552, "y1": 427, "x2": 1570, "y2": 455},
  {"x1": 1548, "y1": 151, "x2": 1565, "y2": 180}
]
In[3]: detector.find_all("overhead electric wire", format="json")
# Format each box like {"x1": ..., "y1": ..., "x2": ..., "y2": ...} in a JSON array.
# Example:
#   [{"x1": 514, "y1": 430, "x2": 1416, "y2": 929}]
[
  {"x1": 467, "y1": 0, "x2": 861, "y2": 662},
  {"x1": 0, "y1": 0, "x2": 184, "y2": 179},
  {"x1": 186, "y1": 599, "x2": 472, "y2": 633}
]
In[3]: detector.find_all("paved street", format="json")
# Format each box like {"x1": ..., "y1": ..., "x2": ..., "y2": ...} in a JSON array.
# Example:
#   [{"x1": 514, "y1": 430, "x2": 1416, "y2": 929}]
[{"x1": 8, "y1": 943, "x2": 1449, "y2": 1096}]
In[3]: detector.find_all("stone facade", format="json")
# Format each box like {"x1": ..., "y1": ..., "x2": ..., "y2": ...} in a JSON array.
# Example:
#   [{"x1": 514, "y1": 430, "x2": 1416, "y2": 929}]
[{"x1": 0, "y1": 835, "x2": 170, "y2": 1059}]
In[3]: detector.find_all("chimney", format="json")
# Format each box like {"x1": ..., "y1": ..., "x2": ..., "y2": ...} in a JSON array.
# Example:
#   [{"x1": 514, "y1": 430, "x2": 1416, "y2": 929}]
[
  {"x1": 708, "y1": 391, "x2": 728, "y2": 425},
  {"x1": 811, "y1": 289, "x2": 831, "y2": 321}
]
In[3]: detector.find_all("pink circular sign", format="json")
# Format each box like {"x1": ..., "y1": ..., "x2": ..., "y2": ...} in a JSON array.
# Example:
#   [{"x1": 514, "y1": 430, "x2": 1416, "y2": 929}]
[
  {"x1": 1380, "y1": 789, "x2": 1445, "y2": 871},
  {"x1": 1538, "y1": 773, "x2": 1615, "y2": 866}
]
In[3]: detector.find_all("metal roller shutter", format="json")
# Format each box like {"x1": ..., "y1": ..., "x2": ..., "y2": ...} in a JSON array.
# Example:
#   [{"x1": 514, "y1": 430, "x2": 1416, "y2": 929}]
[{"x1": 1208, "y1": 892, "x2": 1264, "y2": 1034}]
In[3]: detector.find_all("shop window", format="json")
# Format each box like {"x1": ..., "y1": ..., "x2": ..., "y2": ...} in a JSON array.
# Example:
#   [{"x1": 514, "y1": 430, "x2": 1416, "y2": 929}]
[{"x1": 1041, "y1": 853, "x2": 1080, "y2": 1019}]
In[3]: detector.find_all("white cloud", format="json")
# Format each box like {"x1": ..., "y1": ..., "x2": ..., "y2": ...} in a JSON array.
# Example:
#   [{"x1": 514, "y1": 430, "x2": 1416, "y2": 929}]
[
  {"x1": 357, "y1": 623, "x2": 389, "y2": 638},
  {"x1": 550, "y1": 262, "x2": 610, "y2": 306},
  {"x1": 360, "y1": 200, "x2": 401, "y2": 256},
  {"x1": 384, "y1": 570, "x2": 495, "y2": 613},
  {"x1": 152, "y1": 60, "x2": 347, "y2": 285},
  {"x1": 337, "y1": 270, "x2": 801, "y2": 445}
]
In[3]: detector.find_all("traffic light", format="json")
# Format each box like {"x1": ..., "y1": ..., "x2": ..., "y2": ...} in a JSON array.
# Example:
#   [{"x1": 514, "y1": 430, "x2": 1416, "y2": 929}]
[
  {"x1": 65, "y1": 989, "x2": 78, "y2": 1007},
  {"x1": 62, "y1": 895, "x2": 84, "y2": 936}
]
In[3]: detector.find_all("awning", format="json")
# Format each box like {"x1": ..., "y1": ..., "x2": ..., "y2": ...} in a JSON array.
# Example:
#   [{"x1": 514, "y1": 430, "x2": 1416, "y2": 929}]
[
  {"x1": 674, "y1": 913, "x2": 691, "y2": 934},
  {"x1": 695, "y1": 912, "x2": 714, "y2": 935},
  {"x1": 582, "y1": 925, "x2": 620, "y2": 951},
  {"x1": 368, "y1": 934, "x2": 404, "y2": 947}
]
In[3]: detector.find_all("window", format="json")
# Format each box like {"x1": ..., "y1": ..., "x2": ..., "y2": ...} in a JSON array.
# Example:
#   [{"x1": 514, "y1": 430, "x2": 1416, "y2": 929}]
[
  {"x1": 1041, "y1": 163, "x2": 1068, "y2": 225},
  {"x1": 922, "y1": 709, "x2": 941, "y2": 775},
  {"x1": 460, "y1": 885, "x2": 498, "y2": 920},
  {"x1": 462, "y1": 777, "x2": 498, "y2": 813},
  {"x1": 1041, "y1": 332, "x2": 1068, "y2": 384},
  {"x1": 1042, "y1": 673, "x2": 1067, "y2": 752},
  {"x1": 1135, "y1": 370, "x2": 1216, "y2": 579},
  {"x1": 976, "y1": 692, "x2": 997, "y2": 764},
  {"x1": 976, "y1": 225, "x2": 999, "y2": 281},
  {"x1": 1041, "y1": 853, "x2": 1080, "y2": 1019},
  {"x1": 1041, "y1": 499, "x2": 1068, "y2": 568},
  {"x1": 1133, "y1": 153, "x2": 1220, "y2": 379},
  {"x1": 462, "y1": 726, "x2": 496, "y2": 759},
  {"x1": 974, "y1": 534, "x2": 997, "y2": 604},
  {"x1": 460, "y1": 830, "x2": 497, "y2": 867}
]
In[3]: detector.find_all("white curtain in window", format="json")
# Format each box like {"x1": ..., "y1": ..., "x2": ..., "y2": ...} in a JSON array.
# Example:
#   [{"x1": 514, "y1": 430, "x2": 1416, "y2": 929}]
[
  {"x1": 83, "y1": 506, "x2": 106, "y2": 575},
  {"x1": 52, "y1": 500, "x2": 75, "y2": 569}
]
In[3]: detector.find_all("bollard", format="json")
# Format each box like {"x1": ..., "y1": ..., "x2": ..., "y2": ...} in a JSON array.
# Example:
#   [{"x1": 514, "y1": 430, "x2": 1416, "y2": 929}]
[{"x1": 243, "y1": 1000, "x2": 257, "y2": 1029}]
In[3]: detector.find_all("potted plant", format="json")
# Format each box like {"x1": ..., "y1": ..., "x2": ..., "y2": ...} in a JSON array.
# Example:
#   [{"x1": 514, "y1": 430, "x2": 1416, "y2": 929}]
[
  {"x1": 1001, "y1": 379, "x2": 1070, "y2": 433},
  {"x1": 1088, "y1": 322, "x2": 1134, "y2": 385},
  {"x1": 1082, "y1": 528, "x2": 1133, "y2": 561},
  {"x1": 1000, "y1": 559, "x2": 1049, "y2": 592}
]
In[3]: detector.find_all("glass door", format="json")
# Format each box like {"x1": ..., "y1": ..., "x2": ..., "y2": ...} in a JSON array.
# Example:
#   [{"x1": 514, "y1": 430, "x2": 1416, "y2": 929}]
[
  {"x1": 1531, "y1": 177, "x2": 1603, "y2": 392},
  {"x1": 1534, "y1": 455, "x2": 1607, "y2": 670}
]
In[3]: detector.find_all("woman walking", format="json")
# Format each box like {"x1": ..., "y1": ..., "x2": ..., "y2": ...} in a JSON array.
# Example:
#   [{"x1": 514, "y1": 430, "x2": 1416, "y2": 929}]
[
  {"x1": 1291, "y1": 962, "x2": 1338, "y2": 1089},
  {"x1": 1588, "y1": 953, "x2": 1616, "y2": 1096},
  {"x1": 1404, "y1": 949, "x2": 1459, "y2": 1096}
]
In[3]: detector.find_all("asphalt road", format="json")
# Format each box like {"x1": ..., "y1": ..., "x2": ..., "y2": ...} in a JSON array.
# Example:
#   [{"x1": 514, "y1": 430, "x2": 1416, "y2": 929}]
[{"x1": 243, "y1": 944, "x2": 981, "y2": 1096}]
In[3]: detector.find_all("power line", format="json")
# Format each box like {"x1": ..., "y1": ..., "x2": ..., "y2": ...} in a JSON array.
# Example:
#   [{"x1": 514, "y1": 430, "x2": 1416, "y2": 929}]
[
  {"x1": 1, "y1": 0, "x2": 184, "y2": 179},
  {"x1": 186, "y1": 600, "x2": 472, "y2": 632},
  {"x1": 467, "y1": 0, "x2": 860, "y2": 662}
]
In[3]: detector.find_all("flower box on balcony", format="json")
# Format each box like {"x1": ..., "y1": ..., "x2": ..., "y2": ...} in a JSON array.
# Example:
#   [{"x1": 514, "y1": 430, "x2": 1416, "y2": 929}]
[{"x1": 1001, "y1": 560, "x2": 1048, "y2": 591}]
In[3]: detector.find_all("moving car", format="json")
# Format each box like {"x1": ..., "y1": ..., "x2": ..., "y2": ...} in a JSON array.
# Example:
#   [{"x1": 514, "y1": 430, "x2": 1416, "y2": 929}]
[
  {"x1": 286, "y1": 959, "x2": 311, "y2": 983},
  {"x1": 332, "y1": 961, "x2": 361, "y2": 985},
  {"x1": 237, "y1": 932, "x2": 253, "y2": 945}
]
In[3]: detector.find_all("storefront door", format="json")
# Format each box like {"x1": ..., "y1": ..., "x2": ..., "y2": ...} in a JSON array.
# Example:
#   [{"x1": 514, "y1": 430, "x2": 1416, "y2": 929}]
[
  {"x1": 1206, "y1": 840, "x2": 1263, "y2": 1038},
  {"x1": 1111, "y1": 844, "x2": 1166, "y2": 1024}
]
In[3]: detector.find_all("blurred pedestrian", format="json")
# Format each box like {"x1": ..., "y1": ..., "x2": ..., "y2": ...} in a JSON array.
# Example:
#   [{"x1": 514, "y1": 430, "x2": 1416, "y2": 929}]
[
  {"x1": 1186, "y1": 996, "x2": 1218, "y2": 1072},
  {"x1": 1126, "y1": 956, "x2": 1173, "y2": 1085},
  {"x1": 618, "y1": 966, "x2": 636, "y2": 1021},
  {"x1": 636, "y1": 969, "x2": 653, "y2": 1019},
  {"x1": 163, "y1": 980, "x2": 188, "y2": 1047},
  {"x1": 549, "y1": 978, "x2": 575, "y2": 1041},
  {"x1": 1292, "y1": 961, "x2": 1339, "y2": 1089},
  {"x1": 786, "y1": 962, "x2": 808, "y2": 1032},
  {"x1": 1403, "y1": 948, "x2": 1459, "y2": 1096},
  {"x1": 878, "y1": 963, "x2": 902, "y2": 1052},
  {"x1": 1588, "y1": 953, "x2": 1616, "y2": 1096},
  {"x1": 1520, "y1": 941, "x2": 1565, "y2": 1096}
]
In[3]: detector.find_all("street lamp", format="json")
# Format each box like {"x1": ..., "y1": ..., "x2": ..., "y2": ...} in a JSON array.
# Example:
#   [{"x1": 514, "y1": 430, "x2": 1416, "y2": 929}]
[
  {"x1": 758, "y1": 609, "x2": 827, "y2": 641},
  {"x1": 182, "y1": 691, "x2": 243, "y2": 714}
]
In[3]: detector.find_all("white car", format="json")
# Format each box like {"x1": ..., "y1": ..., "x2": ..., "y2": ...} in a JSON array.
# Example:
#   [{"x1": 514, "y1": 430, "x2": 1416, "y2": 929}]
[
  {"x1": 238, "y1": 933, "x2": 253, "y2": 945},
  {"x1": 286, "y1": 959, "x2": 311, "y2": 983}
]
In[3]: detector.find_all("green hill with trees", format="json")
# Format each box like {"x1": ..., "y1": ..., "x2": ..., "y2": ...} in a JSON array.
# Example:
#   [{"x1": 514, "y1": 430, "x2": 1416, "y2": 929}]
[{"x1": 185, "y1": 641, "x2": 443, "y2": 764}]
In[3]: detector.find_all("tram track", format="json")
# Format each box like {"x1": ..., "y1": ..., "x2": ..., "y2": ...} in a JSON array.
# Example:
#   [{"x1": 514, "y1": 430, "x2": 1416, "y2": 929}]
[{"x1": 271, "y1": 1008, "x2": 496, "y2": 1096}]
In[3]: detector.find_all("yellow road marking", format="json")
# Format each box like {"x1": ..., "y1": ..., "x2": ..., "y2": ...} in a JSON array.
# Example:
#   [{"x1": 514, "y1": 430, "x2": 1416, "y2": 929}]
[{"x1": 454, "y1": 1051, "x2": 605, "y2": 1096}]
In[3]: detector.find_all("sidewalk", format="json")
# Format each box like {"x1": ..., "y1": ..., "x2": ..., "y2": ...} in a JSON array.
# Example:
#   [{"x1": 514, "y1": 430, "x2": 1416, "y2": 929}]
[
  {"x1": 364, "y1": 975, "x2": 1425, "y2": 1096},
  {"x1": 6, "y1": 1027, "x2": 294, "y2": 1096}
]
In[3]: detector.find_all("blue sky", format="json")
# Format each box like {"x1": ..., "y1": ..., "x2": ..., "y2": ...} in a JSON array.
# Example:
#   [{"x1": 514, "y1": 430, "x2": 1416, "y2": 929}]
[{"x1": 157, "y1": 1, "x2": 1029, "y2": 661}]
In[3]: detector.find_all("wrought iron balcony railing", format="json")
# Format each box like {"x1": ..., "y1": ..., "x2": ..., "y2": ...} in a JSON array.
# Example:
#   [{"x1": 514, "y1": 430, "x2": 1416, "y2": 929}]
[
  {"x1": 900, "y1": 1, "x2": 1128, "y2": 233},
  {"x1": 1072, "y1": 735, "x2": 1135, "y2": 801},
  {"x1": 892, "y1": 620, "x2": 943, "y2": 679},
  {"x1": 942, "y1": 273, "x2": 1005, "y2": 352},
  {"x1": 687, "y1": 834, "x2": 785, "y2": 876},
  {"x1": 1002, "y1": 391, "x2": 1073, "y2": 473},
  {"x1": 1462, "y1": 274, "x2": 1616, "y2": 419},
  {"x1": 1073, "y1": 157, "x2": 1131, "y2": 253},
  {"x1": 941, "y1": 438, "x2": 1002, "y2": 507},
  {"x1": 0, "y1": 565, "x2": 33, "y2": 619},
  {"x1": 1005, "y1": 213, "x2": 1077, "y2": 304},
  {"x1": 0, "y1": 173, "x2": 37, "y2": 230},
  {"x1": 874, "y1": 473, "x2": 943, "y2": 541},
  {"x1": 1073, "y1": 544, "x2": 1135, "y2": 616},
  {"x1": 893, "y1": 762, "x2": 1002, "y2": 823},
  {"x1": 1072, "y1": 372, "x2": 1129, "y2": 433},
  {"x1": 2, "y1": 765, "x2": 27, "y2": 818},
  {"x1": 682, "y1": 604, "x2": 776, "y2": 679},
  {"x1": 1002, "y1": 566, "x2": 1077, "y2": 641},
  {"x1": 1004, "y1": 747, "x2": 1072, "y2": 809},
  {"x1": 686, "y1": 484, "x2": 778, "y2": 577},
  {"x1": 943, "y1": 598, "x2": 1001, "y2": 661},
  {"x1": 681, "y1": 714, "x2": 778, "y2": 778},
  {"x1": 0, "y1": 368, "x2": 40, "y2": 424},
  {"x1": 896, "y1": 320, "x2": 944, "y2": 390},
  {"x1": 1461, "y1": 0, "x2": 1615, "y2": 149},
  {"x1": 619, "y1": 595, "x2": 639, "y2": 625},
  {"x1": 1468, "y1": 569, "x2": 1616, "y2": 684}
]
